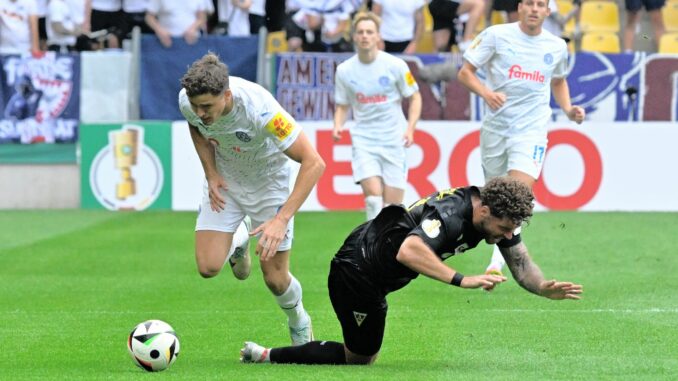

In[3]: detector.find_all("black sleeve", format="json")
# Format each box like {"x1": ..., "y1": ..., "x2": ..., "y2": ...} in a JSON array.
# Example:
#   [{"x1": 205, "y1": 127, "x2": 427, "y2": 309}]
[
  {"x1": 407, "y1": 206, "x2": 462, "y2": 257},
  {"x1": 497, "y1": 233, "x2": 522, "y2": 248}
]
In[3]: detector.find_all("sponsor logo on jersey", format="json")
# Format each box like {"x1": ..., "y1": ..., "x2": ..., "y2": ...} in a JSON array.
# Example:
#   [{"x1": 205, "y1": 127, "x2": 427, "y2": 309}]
[
  {"x1": 356, "y1": 92, "x2": 387, "y2": 104},
  {"x1": 508, "y1": 65, "x2": 545, "y2": 83},
  {"x1": 235, "y1": 131, "x2": 251, "y2": 142},
  {"x1": 265, "y1": 112, "x2": 295, "y2": 141},
  {"x1": 405, "y1": 71, "x2": 415, "y2": 86},
  {"x1": 353, "y1": 311, "x2": 367, "y2": 326},
  {"x1": 422, "y1": 218, "x2": 441, "y2": 238}
]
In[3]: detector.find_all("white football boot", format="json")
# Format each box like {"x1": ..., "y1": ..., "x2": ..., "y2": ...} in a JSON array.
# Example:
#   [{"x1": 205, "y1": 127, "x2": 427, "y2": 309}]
[{"x1": 240, "y1": 341, "x2": 269, "y2": 363}]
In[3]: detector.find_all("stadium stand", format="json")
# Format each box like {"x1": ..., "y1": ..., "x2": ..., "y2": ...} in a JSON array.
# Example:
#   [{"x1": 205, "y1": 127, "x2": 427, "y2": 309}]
[
  {"x1": 579, "y1": 1, "x2": 620, "y2": 33},
  {"x1": 658, "y1": 33, "x2": 678, "y2": 53},
  {"x1": 581, "y1": 31, "x2": 621, "y2": 53},
  {"x1": 663, "y1": 2, "x2": 678, "y2": 33}
]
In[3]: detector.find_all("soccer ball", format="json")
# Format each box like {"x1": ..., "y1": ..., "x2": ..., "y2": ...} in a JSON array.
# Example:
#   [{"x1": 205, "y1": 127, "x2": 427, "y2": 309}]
[{"x1": 127, "y1": 320, "x2": 180, "y2": 372}]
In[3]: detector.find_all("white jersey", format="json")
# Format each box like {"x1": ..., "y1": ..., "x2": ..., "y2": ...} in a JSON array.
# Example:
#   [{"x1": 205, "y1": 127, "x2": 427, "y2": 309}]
[
  {"x1": 0, "y1": 0, "x2": 38, "y2": 54},
  {"x1": 46, "y1": 0, "x2": 84, "y2": 46},
  {"x1": 334, "y1": 51, "x2": 418, "y2": 147},
  {"x1": 374, "y1": 0, "x2": 426, "y2": 42},
  {"x1": 178, "y1": 77, "x2": 301, "y2": 186},
  {"x1": 147, "y1": 0, "x2": 204, "y2": 36},
  {"x1": 463, "y1": 22, "x2": 568, "y2": 137}
]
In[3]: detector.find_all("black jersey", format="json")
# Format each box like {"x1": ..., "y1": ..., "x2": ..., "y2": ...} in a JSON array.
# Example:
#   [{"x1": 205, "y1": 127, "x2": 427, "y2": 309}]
[{"x1": 332, "y1": 186, "x2": 520, "y2": 294}]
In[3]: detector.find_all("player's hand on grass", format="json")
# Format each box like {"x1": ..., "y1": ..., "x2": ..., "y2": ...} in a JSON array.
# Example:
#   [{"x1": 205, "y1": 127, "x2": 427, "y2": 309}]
[
  {"x1": 462, "y1": 274, "x2": 507, "y2": 290},
  {"x1": 566, "y1": 106, "x2": 585, "y2": 124},
  {"x1": 539, "y1": 280, "x2": 583, "y2": 300},
  {"x1": 252, "y1": 215, "x2": 288, "y2": 261},
  {"x1": 207, "y1": 176, "x2": 228, "y2": 211},
  {"x1": 482, "y1": 91, "x2": 506, "y2": 111}
]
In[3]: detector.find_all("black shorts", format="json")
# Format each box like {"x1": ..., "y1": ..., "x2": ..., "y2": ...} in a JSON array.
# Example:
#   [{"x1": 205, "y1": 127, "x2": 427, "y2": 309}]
[
  {"x1": 625, "y1": 0, "x2": 665, "y2": 12},
  {"x1": 492, "y1": 0, "x2": 520, "y2": 12},
  {"x1": 91, "y1": 9, "x2": 124, "y2": 37},
  {"x1": 428, "y1": 0, "x2": 460, "y2": 31},
  {"x1": 328, "y1": 260, "x2": 388, "y2": 357}
]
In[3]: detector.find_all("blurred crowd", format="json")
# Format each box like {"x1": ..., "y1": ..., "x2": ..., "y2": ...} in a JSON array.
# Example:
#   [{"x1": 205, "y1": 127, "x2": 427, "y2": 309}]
[{"x1": 0, "y1": 0, "x2": 673, "y2": 56}]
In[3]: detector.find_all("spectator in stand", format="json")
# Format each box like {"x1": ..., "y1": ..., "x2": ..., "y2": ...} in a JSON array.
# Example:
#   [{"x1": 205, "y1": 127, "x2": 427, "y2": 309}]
[
  {"x1": 121, "y1": 0, "x2": 152, "y2": 39},
  {"x1": 372, "y1": 0, "x2": 426, "y2": 54},
  {"x1": 90, "y1": 0, "x2": 124, "y2": 49},
  {"x1": 428, "y1": 0, "x2": 485, "y2": 52},
  {"x1": 542, "y1": 0, "x2": 578, "y2": 42},
  {"x1": 46, "y1": 0, "x2": 87, "y2": 52},
  {"x1": 0, "y1": 0, "x2": 40, "y2": 55},
  {"x1": 623, "y1": 0, "x2": 665, "y2": 52},
  {"x1": 145, "y1": 0, "x2": 207, "y2": 48},
  {"x1": 249, "y1": 0, "x2": 266, "y2": 34},
  {"x1": 491, "y1": 0, "x2": 519, "y2": 23},
  {"x1": 36, "y1": 0, "x2": 48, "y2": 50},
  {"x1": 288, "y1": 0, "x2": 355, "y2": 52},
  {"x1": 215, "y1": 0, "x2": 250, "y2": 36}
]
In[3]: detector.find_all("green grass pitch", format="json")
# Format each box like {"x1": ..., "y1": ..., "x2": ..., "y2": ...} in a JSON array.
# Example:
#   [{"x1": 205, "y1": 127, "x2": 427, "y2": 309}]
[{"x1": 0, "y1": 210, "x2": 677, "y2": 380}]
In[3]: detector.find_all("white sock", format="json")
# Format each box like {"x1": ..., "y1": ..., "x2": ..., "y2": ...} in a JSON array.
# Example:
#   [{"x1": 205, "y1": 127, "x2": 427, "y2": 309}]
[
  {"x1": 275, "y1": 274, "x2": 309, "y2": 328},
  {"x1": 365, "y1": 195, "x2": 383, "y2": 221},
  {"x1": 225, "y1": 220, "x2": 249, "y2": 262}
]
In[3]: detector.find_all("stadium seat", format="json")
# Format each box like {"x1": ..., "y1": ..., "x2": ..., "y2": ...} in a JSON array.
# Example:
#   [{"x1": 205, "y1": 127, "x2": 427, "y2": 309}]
[
  {"x1": 580, "y1": 32, "x2": 621, "y2": 53},
  {"x1": 663, "y1": 2, "x2": 678, "y2": 33},
  {"x1": 658, "y1": 33, "x2": 678, "y2": 53},
  {"x1": 475, "y1": 11, "x2": 507, "y2": 33},
  {"x1": 555, "y1": 0, "x2": 577, "y2": 38},
  {"x1": 266, "y1": 31, "x2": 287, "y2": 54},
  {"x1": 579, "y1": 1, "x2": 620, "y2": 33}
]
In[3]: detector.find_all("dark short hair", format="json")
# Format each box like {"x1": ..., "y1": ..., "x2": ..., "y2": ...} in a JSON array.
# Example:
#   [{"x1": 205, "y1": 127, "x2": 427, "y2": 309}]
[
  {"x1": 480, "y1": 177, "x2": 534, "y2": 225},
  {"x1": 180, "y1": 52, "x2": 230, "y2": 97}
]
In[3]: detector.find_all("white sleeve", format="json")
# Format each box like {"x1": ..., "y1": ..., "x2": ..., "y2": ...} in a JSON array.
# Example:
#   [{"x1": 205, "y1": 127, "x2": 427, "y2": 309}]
[
  {"x1": 395, "y1": 59, "x2": 418, "y2": 98},
  {"x1": 552, "y1": 42, "x2": 569, "y2": 78},
  {"x1": 463, "y1": 28, "x2": 496, "y2": 69},
  {"x1": 334, "y1": 66, "x2": 351, "y2": 106},
  {"x1": 256, "y1": 90, "x2": 302, "y2": 152}
]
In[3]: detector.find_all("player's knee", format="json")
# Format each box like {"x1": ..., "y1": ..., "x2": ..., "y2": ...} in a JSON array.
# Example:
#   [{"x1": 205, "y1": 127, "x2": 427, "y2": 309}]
[
  {"x1": 197, "y1": 266, "x2": 220, "y2": 278},
  {"x1": 345, "y1": 352, "x2": 378, "y2": 365},
  {"x1": 262, "y1": 273, "x2": 288, "y2": 294}
]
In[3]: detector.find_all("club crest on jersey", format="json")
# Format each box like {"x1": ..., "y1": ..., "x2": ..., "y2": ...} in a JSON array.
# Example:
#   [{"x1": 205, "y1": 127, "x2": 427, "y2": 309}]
[
  {"x1": 235, "y1": 131, "x2": 251, "y2": 142},
  {"x1": 422, "y1": 219, "x2": 441, "y2": 238},
  {"x1": 544, "y1": 53, "x2": 553, "y2": 65},
  {"x1": 353, "y1": 311, "x2": 367, "y2": 326},
  {"x1": 378, "y1": 76, "x2": 390, "y2": 87}
]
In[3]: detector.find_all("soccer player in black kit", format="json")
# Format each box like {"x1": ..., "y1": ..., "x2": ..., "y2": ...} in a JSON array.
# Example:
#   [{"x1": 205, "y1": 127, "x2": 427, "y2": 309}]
[{"x1": 240, "y1": 176, "x2": 583, "y2": 365}]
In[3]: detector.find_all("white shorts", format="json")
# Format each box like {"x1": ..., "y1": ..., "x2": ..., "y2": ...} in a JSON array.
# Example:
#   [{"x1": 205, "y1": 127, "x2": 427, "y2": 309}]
[
  {"x1": 351, "y1": 145, "x2": 407, "y2": 189},
  {"x1": 480, "y1": 129, "x2": 548, "y2": 181},
  {"x1": 195, "y1": 169, "x2": 294, "y2": 251}
]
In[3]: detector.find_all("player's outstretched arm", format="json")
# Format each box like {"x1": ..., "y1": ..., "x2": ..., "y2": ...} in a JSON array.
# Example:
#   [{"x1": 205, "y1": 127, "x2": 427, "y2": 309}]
[
  {"x1": 500, "y1": 242, "x2": 583, "y2": 300},
  {"x1": 397, "y1": 236, "x2": 506, "y2": 288}
]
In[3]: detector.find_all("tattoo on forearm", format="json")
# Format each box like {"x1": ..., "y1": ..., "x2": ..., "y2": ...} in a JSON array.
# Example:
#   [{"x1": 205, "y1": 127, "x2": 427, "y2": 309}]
[{"x1": 501, "y1": 243, "x2": 545, "y2": 295}]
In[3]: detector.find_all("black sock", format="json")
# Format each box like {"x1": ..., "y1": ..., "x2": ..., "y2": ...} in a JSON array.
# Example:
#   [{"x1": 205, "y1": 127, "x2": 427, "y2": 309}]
[{"x1": 269, "y1": 341, "x2": 347, "y2": 365}]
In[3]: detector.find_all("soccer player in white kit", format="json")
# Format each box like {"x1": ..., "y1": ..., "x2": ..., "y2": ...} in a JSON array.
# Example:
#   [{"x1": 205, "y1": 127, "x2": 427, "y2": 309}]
[
  {"x1": 179, "y1": 53, "x2": 325, "y2": 345},
  {"x1": 333, "y1": 11, "x2": 422, "y2": 221},
  {"x1": 457, "y1": 0, "x2": 585, "y2": 278}
]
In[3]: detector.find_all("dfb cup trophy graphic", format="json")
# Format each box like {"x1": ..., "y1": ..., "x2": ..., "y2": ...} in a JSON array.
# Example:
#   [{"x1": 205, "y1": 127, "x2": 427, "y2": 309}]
[{"x1": 112, "y1": 127, "x2": 139, "y2": 200}]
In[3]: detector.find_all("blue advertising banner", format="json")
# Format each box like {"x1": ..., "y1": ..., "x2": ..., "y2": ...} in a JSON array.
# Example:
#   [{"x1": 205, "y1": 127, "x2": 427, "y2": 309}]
[
  {"x1": 275, "y1": 52, "x2": 678, "y2": 122},
  {"x1": 140, "y1": 35, "x2": 259, "y2": 121},
  {"x1": 0, "y1": 52, "x2": 80, "y2": 144}
]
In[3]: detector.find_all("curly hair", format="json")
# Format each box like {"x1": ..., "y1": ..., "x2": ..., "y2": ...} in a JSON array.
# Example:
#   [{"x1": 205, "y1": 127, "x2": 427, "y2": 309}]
[
  {"x1": 180, "y1": 52, "x2": 230, "y2": 97},
  {"x1": 480, "y1": 177, "x2": 534, "y2": 225}
]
